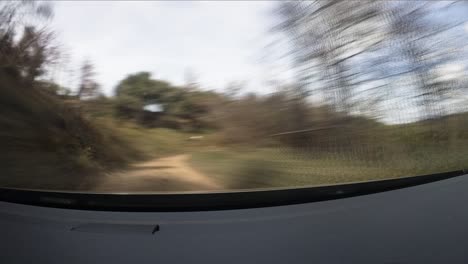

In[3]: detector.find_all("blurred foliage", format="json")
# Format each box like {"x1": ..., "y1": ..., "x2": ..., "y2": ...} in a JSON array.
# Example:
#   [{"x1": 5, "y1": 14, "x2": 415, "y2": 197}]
[
  {"x1": 77, "y1": 60, "x2": 101, "y2": 99},
  {"x1": 1, "y1": 0, "x2": 468, "y2": 191},
  {"x1": 113, "y1": 71, "x2": 221, "y2": 131},
  {"x1": 0, "y1": 1, "x2": 59, "y2": 85},
  {"x1": 0, "y1": 74, "x2": 140, "y2": 189}
]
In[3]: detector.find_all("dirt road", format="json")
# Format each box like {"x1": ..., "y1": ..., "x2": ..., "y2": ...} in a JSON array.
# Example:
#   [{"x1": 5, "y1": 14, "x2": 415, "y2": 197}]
[{"x1": 94, "y1": 154, "x2": 222, "y2": 192}]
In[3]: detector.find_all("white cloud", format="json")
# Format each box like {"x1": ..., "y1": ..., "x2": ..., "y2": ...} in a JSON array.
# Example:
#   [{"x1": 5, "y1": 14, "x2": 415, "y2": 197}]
[
  {"x1": 464, "y1": 22, "x2": 468, "y2": 34},
  {"x1": 435, "y1": 63, "x2": 466, "y2": 81}
]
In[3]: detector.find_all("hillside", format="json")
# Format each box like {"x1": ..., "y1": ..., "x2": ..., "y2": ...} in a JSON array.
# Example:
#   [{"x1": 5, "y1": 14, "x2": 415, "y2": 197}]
[{"x1": 0, "y1": 75, "x2": 139, "y2": 190}]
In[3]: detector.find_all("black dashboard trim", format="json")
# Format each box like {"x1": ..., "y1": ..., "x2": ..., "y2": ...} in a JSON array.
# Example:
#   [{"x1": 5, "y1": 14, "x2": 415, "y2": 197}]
[{"x1": 0, "y1": 170, "x2": 466, "y2": 212}]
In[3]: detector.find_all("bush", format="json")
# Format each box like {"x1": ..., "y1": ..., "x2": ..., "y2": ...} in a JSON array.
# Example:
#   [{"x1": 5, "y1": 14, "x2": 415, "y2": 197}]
[{"x1": 0, "y1": 74, "x2": 140, "y2": 189}]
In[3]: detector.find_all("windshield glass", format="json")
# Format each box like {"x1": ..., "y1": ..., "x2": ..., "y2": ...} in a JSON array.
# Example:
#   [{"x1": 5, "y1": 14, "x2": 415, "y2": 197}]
[{"x1": 1, "y1": 1, "x2": 467, "y2": 193}]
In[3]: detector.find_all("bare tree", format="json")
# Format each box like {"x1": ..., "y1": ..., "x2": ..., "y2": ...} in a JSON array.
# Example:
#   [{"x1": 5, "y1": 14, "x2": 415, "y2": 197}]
[
  {"x1": 275, "y1": 1, "x2": 385, "y2": 114},
  {"x1": 17, "y1": 26, "x2": 59, "y2": 83},
  {"x1": 0, "y1": 1, "x2": 58, "y2": 84},
  {"x1": 77, "y1": 60, "x2": 100, "y2": 99},
  {"x1": 383, "y1": 1, "x2": 466, "y2": 119},
  {"x1": 275, "y1": 1, "x2": 467, "y2": 122}
]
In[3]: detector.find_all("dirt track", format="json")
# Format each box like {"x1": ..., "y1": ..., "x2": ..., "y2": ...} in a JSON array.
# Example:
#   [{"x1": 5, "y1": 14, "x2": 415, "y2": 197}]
[{"x1": 94, "y1": 154, "x2": 222, "y2": 192}]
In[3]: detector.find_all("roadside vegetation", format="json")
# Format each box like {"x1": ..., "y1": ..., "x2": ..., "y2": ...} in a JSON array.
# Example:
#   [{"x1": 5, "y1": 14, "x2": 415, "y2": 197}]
[{"x1": 1, "y1": 1, "x2": 467, "y2": 191}]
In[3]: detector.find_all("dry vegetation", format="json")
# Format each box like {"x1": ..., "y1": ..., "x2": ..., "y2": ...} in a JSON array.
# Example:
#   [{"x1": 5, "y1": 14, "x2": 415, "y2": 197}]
[{"x1": 1, "y1": 1, "x2": 468, "y2": 191}]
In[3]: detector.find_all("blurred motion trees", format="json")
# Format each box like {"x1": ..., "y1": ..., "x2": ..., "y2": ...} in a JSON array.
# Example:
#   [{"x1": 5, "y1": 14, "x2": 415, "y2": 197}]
[
  {"x1": 275, "y1": 1, "x2": 467, "y2": 119},
  {"x1": 114, "y1": 72, "x2": 219, "y2": 130},
  {"x1": 77, "y1": 60, "x2": 101, "y2": 99},
  {"x1": 1, "y1": 0, "x2": 468, "y2": 190},
  {"x1": 0, "y1": 1, "x2": 58, "y2": 86},
  {"x1": 0, "y1": 1, "x2": 138, "y2": 189},
  {"x1": 275, "y1": 0, "x2": 385, "y2": 114},
  {"x1": 376, "y1": 1, "x2": 464, "y2": 119},
  {"x1": 263, "y1": 0, "x2": 468, "y2": 170}
]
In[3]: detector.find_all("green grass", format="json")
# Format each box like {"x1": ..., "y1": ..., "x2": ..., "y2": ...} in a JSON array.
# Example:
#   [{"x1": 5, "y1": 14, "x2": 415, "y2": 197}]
[{"x1": 190, "y1": 146, "x2": 468, "y2": 189}]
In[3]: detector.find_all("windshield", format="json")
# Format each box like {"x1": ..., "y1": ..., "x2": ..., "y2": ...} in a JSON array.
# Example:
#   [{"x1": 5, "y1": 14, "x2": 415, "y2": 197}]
[{"x1": 1, "y1": 1, "x2": 467, "y2": 194}]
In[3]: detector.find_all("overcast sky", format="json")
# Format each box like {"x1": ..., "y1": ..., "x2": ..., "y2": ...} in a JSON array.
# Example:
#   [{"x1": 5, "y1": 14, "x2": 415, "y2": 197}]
[
  {"x1": 49, "y1": 1, "x2": 289, "y2": 96},
  {"x1": 48, "y1": 1, "x2": 467, "y2": 108}
]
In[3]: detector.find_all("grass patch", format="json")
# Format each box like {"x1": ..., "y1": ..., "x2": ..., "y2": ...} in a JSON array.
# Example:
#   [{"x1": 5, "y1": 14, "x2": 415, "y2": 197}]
[{"x1": 190, "y1": 147, "x2": 468, "y2": 189}]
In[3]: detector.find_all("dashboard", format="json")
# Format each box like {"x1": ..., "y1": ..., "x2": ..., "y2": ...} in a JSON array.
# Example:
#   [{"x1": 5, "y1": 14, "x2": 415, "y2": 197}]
[{"x1": 1, "y1": 171, "x2": 467, "y2": 264}]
